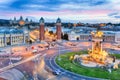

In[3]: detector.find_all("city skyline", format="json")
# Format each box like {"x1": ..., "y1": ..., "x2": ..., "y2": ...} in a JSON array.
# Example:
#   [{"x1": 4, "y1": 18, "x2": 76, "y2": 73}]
[{"x1": 0, "y1": 0, "x2": 120, "y2": 23}]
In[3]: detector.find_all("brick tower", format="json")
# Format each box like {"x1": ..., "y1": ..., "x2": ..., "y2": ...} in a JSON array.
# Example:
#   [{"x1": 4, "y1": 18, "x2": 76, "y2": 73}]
[
  {"x1": 56, "y1": 18, "x2": 62, "y2": 41},
  {"x1": 39, "y1": 17, "x2": 45, "y2": 42}
]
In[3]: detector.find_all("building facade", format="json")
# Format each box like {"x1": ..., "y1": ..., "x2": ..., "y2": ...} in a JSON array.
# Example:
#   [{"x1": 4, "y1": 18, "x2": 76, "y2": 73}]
[
  {"x1": 0, "y1": 28, "x2": 29, "y2": 47},
  {"x1": 69, "y1": 32, "x2": 115, "y2": 42}
]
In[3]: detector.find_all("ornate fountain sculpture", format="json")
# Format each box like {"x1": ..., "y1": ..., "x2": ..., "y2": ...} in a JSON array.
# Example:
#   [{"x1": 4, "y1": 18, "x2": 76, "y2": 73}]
[
  {"x1": 87, "y1": 30, "x2": 108, "y2": 64},
  {"x1": 80, "y1": 29, "x2": 116, "y2": 66},
  {"x1": 73, "y1": 29, "x2": 120, "y2": 70}
]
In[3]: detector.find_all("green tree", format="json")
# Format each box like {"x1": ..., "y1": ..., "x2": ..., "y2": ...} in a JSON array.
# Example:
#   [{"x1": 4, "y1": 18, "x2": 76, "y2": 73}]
[
  {"x1": 63, "y1": 33, "x2": 69, "y2": 40},
  {"x1": 49, "y1": 31, "x2": 53, "y2": 35}
]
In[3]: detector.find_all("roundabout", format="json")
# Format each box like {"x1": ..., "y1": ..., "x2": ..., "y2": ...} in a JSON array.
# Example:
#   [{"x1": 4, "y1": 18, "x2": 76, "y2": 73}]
[
  {"x1": 54, "y1": 31, "x2": 120, "y2": 80},
  {"x1": 55, "y1": 51, "x2": 120, "y2": 80}
]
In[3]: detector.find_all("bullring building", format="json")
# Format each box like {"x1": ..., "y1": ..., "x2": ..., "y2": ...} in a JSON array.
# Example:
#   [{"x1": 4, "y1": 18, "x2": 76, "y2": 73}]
[{"x1": 0, "y1": 27, "x2": 29, "y2": 47}]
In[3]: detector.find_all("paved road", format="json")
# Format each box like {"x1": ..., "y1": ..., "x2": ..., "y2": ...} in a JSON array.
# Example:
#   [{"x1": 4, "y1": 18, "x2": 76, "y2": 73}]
[
  {"x1": 0, "y1": 41, "x2": 119, "y2": 80},
  {"x1": 44, "y1": 45, "x2": 101, "y2": 80},
  {"x1": 0, "y1": 53, "x2": 42, "y2": 72}
]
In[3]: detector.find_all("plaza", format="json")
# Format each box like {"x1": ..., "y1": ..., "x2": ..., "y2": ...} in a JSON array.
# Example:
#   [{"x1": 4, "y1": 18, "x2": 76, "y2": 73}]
[
  {"x1": 0, "y1": 0, "x2": 120, "y2": 80},
  {"x1": 0, "y1": 18, "x2": 120, "y2": 80}
]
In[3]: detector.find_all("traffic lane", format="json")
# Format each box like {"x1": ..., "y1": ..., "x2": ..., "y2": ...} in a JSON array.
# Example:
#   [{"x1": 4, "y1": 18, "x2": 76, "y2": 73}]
[
  {"x1": 44, "y1": 50, "x2": 72, "y2": 74},
  {"x1": 51, "y1": 60, "x2": 100, "y2": 80},
  {"x1": 50, "y1": 55, "x2": 99, "y2": 80},
  {"x1": 47, "y1": 50, "x2": 100, "y2": 80},
  {"x1": 45, "y1": 55, "x2": 78, "y2": 80},
  {"x1": 44, "y1": 56, "x2": 55, "y2": 71},
  {"x1": 49, "y1": 72, "x2": 78, "y2": 80}
]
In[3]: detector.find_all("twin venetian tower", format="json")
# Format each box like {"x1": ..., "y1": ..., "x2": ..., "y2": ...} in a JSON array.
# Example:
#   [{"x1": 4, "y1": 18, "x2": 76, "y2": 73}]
[{"x1": 39, "y1": 17, "x2": 62, "y2": 42}]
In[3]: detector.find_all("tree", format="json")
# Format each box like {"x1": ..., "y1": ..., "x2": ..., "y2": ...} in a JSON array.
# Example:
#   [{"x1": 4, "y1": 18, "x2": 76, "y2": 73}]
[
  {"x1": 63, "y1": 33, "x2": 69, "y2": 40},
  {"x1": 76, "y1": 37, "x2": 79, "y2": 40},
  {"x1": 29, "y1": 40, "x2": 32, "y2": 44},
  {"x1": 49, "y1": 31, "x2": 53, "y2": 35},
  {"x1": 61, "y1": 33, "x2": 64, "y2": 39}
]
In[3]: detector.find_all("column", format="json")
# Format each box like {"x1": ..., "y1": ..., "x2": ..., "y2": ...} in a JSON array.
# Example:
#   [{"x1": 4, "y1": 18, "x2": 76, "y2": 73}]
[
  {"x1": 56, "y1": 18, "x2": 62, "y2": 41},
  {"x1": 39, "y1": 17, "x2": 45, "y2": 42}
]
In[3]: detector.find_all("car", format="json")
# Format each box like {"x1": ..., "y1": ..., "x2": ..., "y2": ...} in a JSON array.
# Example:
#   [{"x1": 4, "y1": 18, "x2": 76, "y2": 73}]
[
  {"x1": 52, "y1": 70, "x2": 61, "y2": 75},
  {"x1": 32, "y1": 49, "x2": 38, "y2": 54}
]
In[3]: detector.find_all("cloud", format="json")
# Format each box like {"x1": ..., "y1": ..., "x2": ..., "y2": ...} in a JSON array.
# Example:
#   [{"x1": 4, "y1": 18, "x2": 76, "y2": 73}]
[
  {"x1": 114, "y1": 16, "x2": 120, "y2": 18},
  {"x1": 0, "y1": 0, "x2": 15, "y2": 4},
  {"x1": 0, "y1": 0, "x2": 16, "y2": 10},
  {"x1": 56, "y1": 0, "x2": 110, "y2": 11},
  {"x1": 108, "y1": 12, "x2": 118, "y2": 16},
  {"x1": 108, "y1": 12, "x2": 120, "y2": 19},
  {"x1": 0, "y1": 0, "x2": 120, "y2": 23},
  {"x1": 31, "y1": 0, "x2": 49, "y2": 3},
  {"x1": 23, "y1": 4, "x2": 46, "y2": 9}
]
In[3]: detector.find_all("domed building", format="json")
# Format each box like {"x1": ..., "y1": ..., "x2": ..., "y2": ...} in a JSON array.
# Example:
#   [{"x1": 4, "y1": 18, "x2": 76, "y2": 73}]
[{"x1": 0, "y1": 27, "x2": 29, "y2": 47}]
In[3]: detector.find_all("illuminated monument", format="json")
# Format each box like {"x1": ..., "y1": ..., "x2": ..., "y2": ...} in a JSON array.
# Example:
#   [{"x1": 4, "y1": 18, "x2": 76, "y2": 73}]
[
  {"x1": 38, "y1": 17, "x2": 61, "y2": 42},
  {"x1": 39, "y1": 17, "x2": 45, "y2": 42},
  {"x1": 81, "y1": 30, "x2": 111, "y2": 65},
  {"x1": 76, "y1": 29, "x2": 120, "y2": 68},
  {"x1": 19, "y1": 16, "x2": 25, "y2": 26},
  {"x1": 86, "y1": 30, "x2": 108, "y2": 64},
  {"x1": 56, "y1": 18, "x2": 62, "y2": 41}
]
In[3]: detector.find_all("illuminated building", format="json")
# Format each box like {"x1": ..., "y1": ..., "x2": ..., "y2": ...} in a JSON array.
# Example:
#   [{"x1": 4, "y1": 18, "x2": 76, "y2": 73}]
[{"x1": 19, "y1": 16, "x2": 25, "y2": 26}]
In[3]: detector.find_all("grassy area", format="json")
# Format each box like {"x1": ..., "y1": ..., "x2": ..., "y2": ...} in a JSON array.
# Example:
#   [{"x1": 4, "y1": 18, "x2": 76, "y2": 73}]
[
  {"x1": 56, "y1": 51, "x2": 120, "y2": 80},
  {"x1": 110, "y1": 53, "x2": 120, "y2": 59}
]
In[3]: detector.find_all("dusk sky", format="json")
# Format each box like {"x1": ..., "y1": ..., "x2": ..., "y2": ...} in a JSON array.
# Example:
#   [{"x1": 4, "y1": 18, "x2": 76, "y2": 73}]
[{"x1": 0, "y1": 0, "x2": 120, "y2": 23}]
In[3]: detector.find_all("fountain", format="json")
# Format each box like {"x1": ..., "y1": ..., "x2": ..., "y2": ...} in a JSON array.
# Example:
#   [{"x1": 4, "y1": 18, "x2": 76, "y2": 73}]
[
  {"x1": 76, "y1": 30, "x2": 120, "y2": 68},
  {"x1": 83, "y1": 30, "x2": 108, "y2": 64}
]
